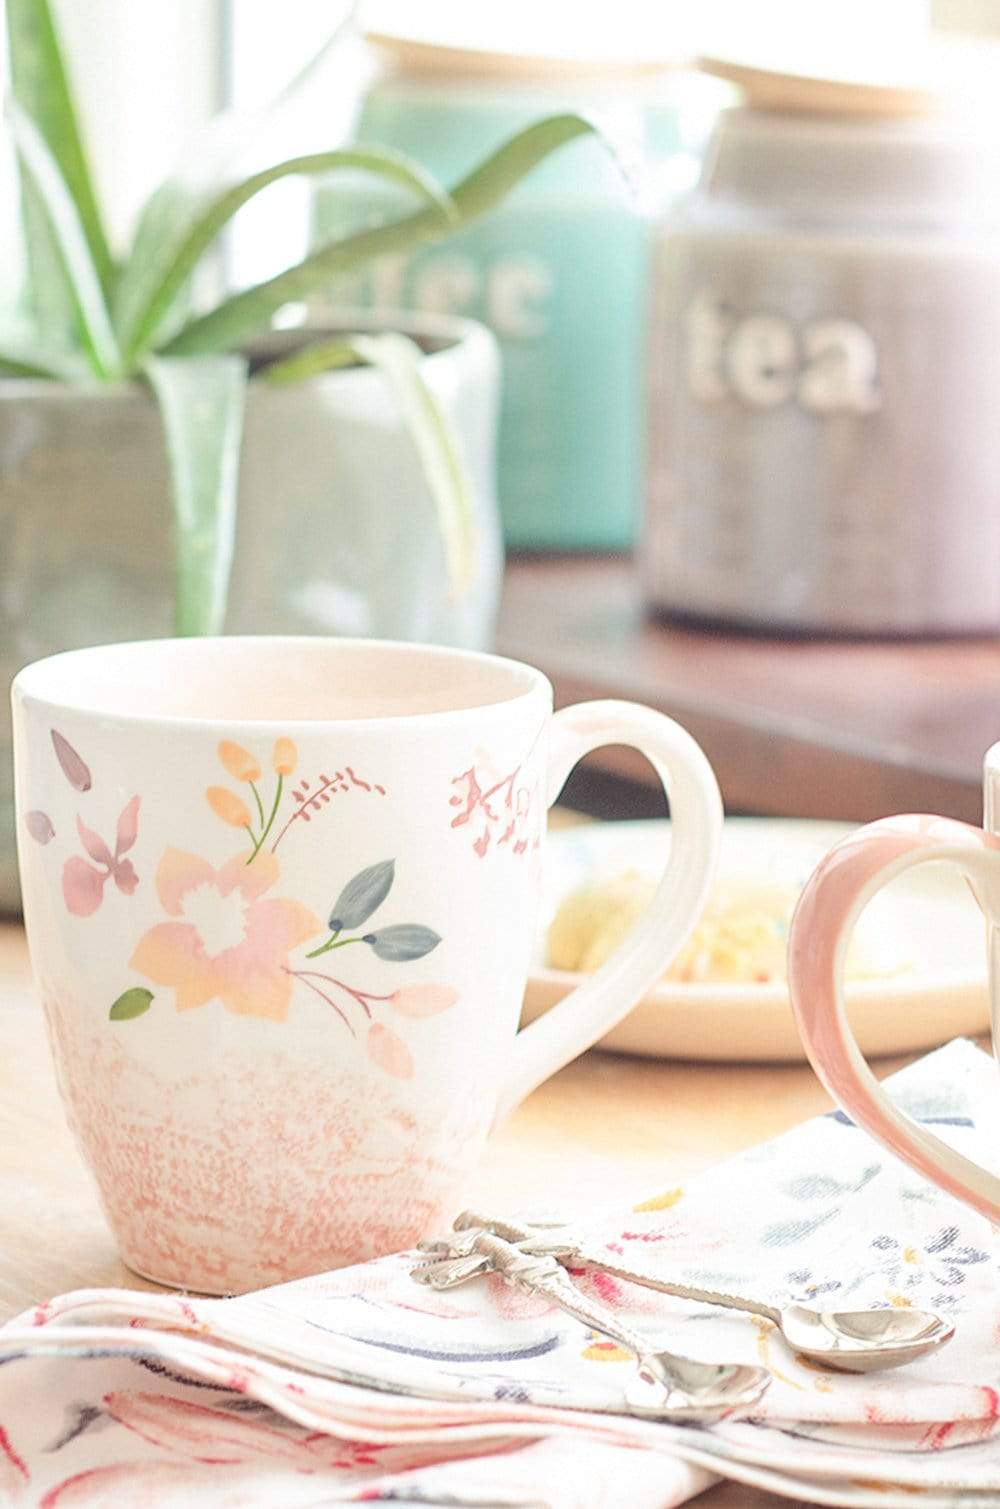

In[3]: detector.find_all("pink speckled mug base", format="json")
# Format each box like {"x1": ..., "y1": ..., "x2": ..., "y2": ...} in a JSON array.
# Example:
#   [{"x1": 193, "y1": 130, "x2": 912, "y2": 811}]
[{"x1": 45, "y1": 986, "x2": 486, "y2": 1294}]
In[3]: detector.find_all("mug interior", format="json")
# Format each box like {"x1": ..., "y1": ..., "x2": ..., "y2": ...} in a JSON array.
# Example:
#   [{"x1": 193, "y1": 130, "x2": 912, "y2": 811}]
[{"x1": 12, "y1": 637, "x2": 542, "y2": 723}]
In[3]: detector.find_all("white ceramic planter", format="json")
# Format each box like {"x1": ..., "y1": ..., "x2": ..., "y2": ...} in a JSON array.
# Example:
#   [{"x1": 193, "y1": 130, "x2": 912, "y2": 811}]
[{"x1": 0, "y1": 311, "x2": 502, "y2": 912}]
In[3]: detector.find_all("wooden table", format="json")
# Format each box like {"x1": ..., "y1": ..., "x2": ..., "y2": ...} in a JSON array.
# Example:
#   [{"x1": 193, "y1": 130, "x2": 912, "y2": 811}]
[
  {"x1": 1, "y1": 918, "x2": 903, "y2": 1507},
  {"x1": 498, "y1": 557, "x2": 1000, "y2": 824}
]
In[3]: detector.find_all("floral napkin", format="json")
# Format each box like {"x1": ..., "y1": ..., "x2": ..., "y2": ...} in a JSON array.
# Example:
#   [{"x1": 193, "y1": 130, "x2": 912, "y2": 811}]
[{"x1": 4, "y1": 1038, "x2": 1000, "y2": 1507}]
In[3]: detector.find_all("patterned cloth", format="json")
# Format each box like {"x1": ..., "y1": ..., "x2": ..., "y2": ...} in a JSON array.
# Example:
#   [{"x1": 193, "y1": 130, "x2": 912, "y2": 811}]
[{"x1": 3, "y1": 1039, "x2": 1000, "y2": 1506}]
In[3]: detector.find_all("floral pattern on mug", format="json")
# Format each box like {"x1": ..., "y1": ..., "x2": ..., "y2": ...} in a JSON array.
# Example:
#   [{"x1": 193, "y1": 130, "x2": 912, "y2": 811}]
[
  {"x1": 62, "y1": 798, "x2": 142, "y2": 917},
  {"x1": 130, "y1": 848, "x2": 321, "y2": 1022},
  {"x1": 449, "y1": 740, "x2": 542, "y2": 860},
  {"x1": 206, "y1": 738, "x2": 386, "y2": 862},
  {"x1": 99, "y1": 738, "x2": 460, "y2": 1078},
  {"x1": 26, "y1": 729, "x2": 144, "y2": 916}
]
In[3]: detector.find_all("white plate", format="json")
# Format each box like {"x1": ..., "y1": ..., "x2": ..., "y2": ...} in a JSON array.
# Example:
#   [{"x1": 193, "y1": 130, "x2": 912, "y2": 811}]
[{"x1": 523, "y1": 819, "x2": 989, "y2": 1062}]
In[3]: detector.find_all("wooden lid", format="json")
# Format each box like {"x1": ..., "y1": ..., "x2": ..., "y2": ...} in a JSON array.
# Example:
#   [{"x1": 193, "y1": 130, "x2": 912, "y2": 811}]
[
  {"x1": 699, "y1": 35, "x2": 1000, "y2": 117},
  {"x1": 365, "y1": 30, "x2": 687, "y2": 82},
  {"x1": 359, "y1": 4, "x2": 689, "y2": 82}
]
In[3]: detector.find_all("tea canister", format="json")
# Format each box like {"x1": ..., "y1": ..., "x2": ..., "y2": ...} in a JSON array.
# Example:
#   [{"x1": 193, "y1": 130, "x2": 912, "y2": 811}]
[
  {"x1": 314, "y1": 35, "x2": 719, "y2": 551},
  {"x1": 643, "y1": 100, "x2": 1000, "y2": 634}
]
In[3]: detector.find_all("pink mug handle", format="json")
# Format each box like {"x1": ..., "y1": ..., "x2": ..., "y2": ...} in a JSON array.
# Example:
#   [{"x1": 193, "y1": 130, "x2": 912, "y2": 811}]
[{"x1": 788, "y1": 814, "x2": 1000, "y2": 1223}]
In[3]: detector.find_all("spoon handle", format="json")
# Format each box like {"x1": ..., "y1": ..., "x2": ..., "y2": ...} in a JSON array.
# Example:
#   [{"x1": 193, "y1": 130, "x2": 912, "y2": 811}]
[
  {"x1": 414, "y1": 1225, "x2": 772, "y2": 1420},
  {"x1": 418, "y1": 1227, "x2": 669, "y2": 1370},
  {"x1": 454, "y1": 1210, "x2": 781, "y2": 1325},
  {"x1": 577, "y1": 1252, "x2": 782, "y2": 1326}
]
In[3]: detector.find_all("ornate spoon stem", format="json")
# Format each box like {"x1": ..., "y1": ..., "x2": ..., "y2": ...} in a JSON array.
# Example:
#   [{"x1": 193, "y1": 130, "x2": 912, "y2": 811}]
[
  {"x1": 413, "y1": 1219, "x2": 770, "y2": 1421},
  {"x1": 452, "y1": 1211, "x2": 953, "y2": 1374}
]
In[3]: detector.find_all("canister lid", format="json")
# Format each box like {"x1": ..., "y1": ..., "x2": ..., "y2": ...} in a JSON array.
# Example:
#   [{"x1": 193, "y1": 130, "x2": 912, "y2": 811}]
[
  {"x1": 360, "y1": 0, "x2": 690, "y2": 82},
  {"x1": 699, "y1": 105, "x2": 1000, "y2": 227},
  {"x1": 699, "y1": 34, "x2": 1000, "y2": 118}
]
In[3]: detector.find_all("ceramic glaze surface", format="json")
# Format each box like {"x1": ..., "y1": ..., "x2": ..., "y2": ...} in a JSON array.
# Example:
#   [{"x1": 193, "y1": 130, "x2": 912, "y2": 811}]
[
  {"x1": 645, "y1": 108, "x2": 1000, "y2": 633},
  {"x1": 13, "y1": 637, "x2": 722, "y2": 1291},
  {"x1": 14, "y1": 644, "x2": 546, "y2": 1290},
  {"x1": 787, "y1": 745, "x2": 1000, "y2": 1225}
]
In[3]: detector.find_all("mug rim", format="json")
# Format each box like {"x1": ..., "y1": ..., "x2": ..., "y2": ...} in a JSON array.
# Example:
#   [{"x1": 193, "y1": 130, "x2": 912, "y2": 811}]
[{"x1": 11, "y1": 635, "x2": 552, "y2": 732}]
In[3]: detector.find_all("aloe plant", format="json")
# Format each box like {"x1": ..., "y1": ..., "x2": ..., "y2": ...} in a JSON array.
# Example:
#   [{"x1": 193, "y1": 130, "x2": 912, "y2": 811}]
[{"x1": 2, "y1": 0, "x2": 611, "y2": 635}]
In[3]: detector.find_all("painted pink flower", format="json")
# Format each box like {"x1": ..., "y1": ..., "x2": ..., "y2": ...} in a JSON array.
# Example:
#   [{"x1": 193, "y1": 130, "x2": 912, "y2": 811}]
[
  {"x1": 367, "y1": 1022, "x2": 414, "y2": 1079},
  {"x1": 389, "y1": 984, "x2": 459, "y2": 1018},
  {"x1": 450, "y1": 757, "x2": 539, "y2": 860},
  {"x1": 131, "y1": 848, "x2": 320, "y2": 1021},
  {"x1": 62, "y1": 797, "x2": 141, "y2": 917}
]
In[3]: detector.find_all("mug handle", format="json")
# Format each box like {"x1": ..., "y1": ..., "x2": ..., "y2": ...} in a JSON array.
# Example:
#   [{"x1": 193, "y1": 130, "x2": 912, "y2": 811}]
[
  {"x1": 493, "y1": 699, "x2": 723, "y2": 1125},
  {"x1": 787, "y1": 814, "x2": 1000, "y2": 1224}
]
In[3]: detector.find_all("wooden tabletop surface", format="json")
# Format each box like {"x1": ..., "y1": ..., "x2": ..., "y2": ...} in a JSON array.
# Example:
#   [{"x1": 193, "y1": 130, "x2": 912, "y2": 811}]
[
  {"x1": 498, "y1": 557, "x2": 1000, "y2": 825},
  {"x1": 1, "y1": 914, "x2": 915, "y2": 1508}
]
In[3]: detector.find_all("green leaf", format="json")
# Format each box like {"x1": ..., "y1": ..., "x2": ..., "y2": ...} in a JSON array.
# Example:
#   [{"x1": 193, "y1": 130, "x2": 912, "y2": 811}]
[
  {"x1": 109, "y1": 987, "x2": 154, "y2": 1021},
  {"x1": 257, "y1": 337, "x2": 359, "y2": 386},
  {"x1": 0, "y1": 338, "x2": 90, "y2": 380},
  {"x1": 364, "y1": 924, "x2": 442, "y2": 963},
  {"x1": 152, "y1": 1, "x2": 359, "y2": 192},
  {"x1": 162, "y1": 113, "x2": 615, "y2": 358},
  {"x1": 328, "y1": 859, "x2": 395, "y2": 931},
  {"x1": 361, "y1": 333, "x2": 476, "y2": 591},
  {"x1": 144, "y1": 354, "x2": 249, "y2": 636},
  {"x1": 8, "y1": 104, "x2": 121, "y2": 378},
  {"x1": 257, "y1": 2, "x2": 360, "y2": 118},
  {"x1": 5, "y1": 0, "x2": 116, "y2": 315},
  {"x1": 117, "y1": 147, "x2": 454, "y2": 363},
  {"x1": 446, "y1": 112, "x2": 633, "y2": 223},
  {"x1": 14, "y1": 185, "x2": 77, "y2": 349},
  {"x1": 113, "y1": 0, "x2": 357, "y2": 358}
]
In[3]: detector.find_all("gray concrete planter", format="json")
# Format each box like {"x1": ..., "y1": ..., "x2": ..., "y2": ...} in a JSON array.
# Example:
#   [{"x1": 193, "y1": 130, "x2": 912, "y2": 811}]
[{"x1": 0, "y1": 311, "x2": 502, "y2": 912}]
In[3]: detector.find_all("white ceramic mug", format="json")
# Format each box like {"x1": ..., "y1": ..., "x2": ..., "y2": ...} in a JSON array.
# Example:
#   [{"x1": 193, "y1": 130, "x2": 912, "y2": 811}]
[
  {"x1": 787, "y1": 747, "x2": 1000, "y2": 1223},
  {"x1": 13, "y1": 637, "x2": 722, "y2": 1293}
]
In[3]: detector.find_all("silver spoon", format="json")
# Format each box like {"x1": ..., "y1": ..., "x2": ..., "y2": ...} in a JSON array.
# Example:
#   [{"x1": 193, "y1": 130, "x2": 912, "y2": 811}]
[
  {"x1": 454, "y1": 1212, "x2": 955, "y2": 1375},
  {"x1": 413, "y1": 1222, "x2": 770, "y2": 1422}
]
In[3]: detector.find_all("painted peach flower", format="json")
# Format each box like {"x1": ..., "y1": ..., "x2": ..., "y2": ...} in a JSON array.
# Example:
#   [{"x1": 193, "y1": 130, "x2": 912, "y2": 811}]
[
  {"x1": 272, "y1": 736, "x2": 297, "y2": 775},
  {"x1": 206, "y1": 786, "x2": 252, "y2": 828},
  {"x1": 218, "y1": 739, "x2": 261, "y2": 783},
  {"x1": 131, "y1": 848, "x2": 320, "y2": 1021}
]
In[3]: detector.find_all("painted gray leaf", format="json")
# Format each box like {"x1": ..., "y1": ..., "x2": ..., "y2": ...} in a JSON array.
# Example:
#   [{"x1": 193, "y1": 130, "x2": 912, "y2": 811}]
[
  {"x1": 364, "y1": 924, "x2": 441, "y2": 962},
  {"x1": 51, "y1": 729, "x2": 92, "y2": 791},
  {"x1": 329, "y1": 859, "x2": 395, "y2": 931},
  {"x1": 25, "y1": 810, "x2": 55, "y2": 844}
]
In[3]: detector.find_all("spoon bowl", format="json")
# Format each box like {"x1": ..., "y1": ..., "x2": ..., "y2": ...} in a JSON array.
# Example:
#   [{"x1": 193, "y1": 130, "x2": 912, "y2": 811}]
[
  {"x1": 778, "y1": 1304, "x2": 955, "y2": 1373},
  {"x1": 625, "y1": 1354, "x2": 771, "y2": 1422}
]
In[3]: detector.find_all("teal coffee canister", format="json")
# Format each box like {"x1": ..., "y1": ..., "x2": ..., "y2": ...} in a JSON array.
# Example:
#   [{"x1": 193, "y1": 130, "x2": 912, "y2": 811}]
[{"x1": 314, "y1": 35, "x2": 716, "y2": 550}]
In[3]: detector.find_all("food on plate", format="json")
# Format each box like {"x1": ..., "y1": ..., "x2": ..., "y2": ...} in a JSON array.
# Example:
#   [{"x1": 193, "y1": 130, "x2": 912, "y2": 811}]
[{"x1": 546, "y1": 870, "x2": 902, "y2": 984}]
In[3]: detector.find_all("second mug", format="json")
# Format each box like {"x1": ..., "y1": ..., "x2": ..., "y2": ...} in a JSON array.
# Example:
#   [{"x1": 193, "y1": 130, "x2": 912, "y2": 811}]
[{"x1": 788, "y1": 740, "x2": 1000, "y2": 1225}]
